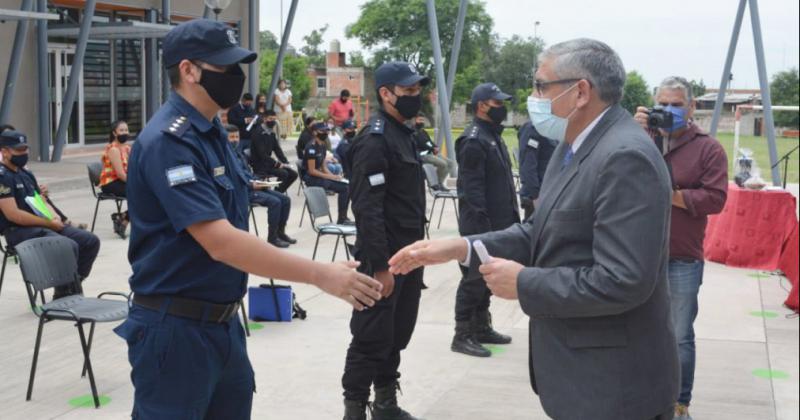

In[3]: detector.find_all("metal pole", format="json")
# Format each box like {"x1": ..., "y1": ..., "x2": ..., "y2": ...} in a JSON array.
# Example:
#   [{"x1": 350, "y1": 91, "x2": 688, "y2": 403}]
[
  {"x1": 434, "y1": 0, "x2": 466, "y2": 150},
  {"x1": 36, "y1": 0, "x2": 51, "y2": 162},
  {"x1": 0, "y1": 0, "x2": 35, "y2": 125},
  {"x1": 51, "y1": 0, "x2": 97, "y2": 162},
  {"x1": 248, "y1": 0, "x2": 258, "y2": 96},
  {"x1": 426, "y1": 0, "x2": 454, "y2": 158},
  {"x1": 203, "y1": 6, "x2": 212, "y2": 19},
  {"x1": 144, "y1": 9, "x2": 159, "y2": 122},
  {"x1": 748, "y1": 0, "x2": 781, "y2": 186},
  {"x1": 709, "y1": 0, "x2": 747, "y2": 137},
  {"x1": 161, "y1": 0, "x2": 171, "y2": 101},
  {"x1": 266, "y1": 0, "x2": 299, "y2": 110}
]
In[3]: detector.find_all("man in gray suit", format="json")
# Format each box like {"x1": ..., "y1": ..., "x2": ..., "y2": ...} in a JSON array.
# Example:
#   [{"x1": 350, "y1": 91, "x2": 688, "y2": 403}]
[{"x1": 389, "y1": 38, "x2": 679, "y2": 420}]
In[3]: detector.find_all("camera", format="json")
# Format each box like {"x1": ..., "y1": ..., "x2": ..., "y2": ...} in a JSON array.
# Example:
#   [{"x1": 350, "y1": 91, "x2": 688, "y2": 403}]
[{"x1": 646, "y1": 106, "x2": 674, "y2": 130}]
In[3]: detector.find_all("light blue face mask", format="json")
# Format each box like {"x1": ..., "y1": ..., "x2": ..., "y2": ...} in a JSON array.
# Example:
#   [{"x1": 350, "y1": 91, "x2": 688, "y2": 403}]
[
  {"x1": 664, "y1": 105, "x2": 688, "y2": 133},
  {"x1": 527, "y1": 84, "x2": 578, "y2": 142}
]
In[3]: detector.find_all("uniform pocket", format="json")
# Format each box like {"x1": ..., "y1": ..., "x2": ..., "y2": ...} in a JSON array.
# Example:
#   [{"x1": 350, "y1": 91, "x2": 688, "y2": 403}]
[{"x1": 113, "y1": 318, "x2": 147, "y2": 347}]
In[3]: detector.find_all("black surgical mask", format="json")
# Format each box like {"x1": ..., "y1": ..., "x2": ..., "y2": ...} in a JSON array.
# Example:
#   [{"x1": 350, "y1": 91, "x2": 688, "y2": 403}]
[
  {"x1": 316, "y1": 133, "x2": 328, "y2": 141},
  {"x1": 392, "y1": 93, "x2": 423, "y2": 120},
  {"x1": 487, "y1": 105, "x2": 508, "y2": 126},
  {"x1": 117, "y1": 134, "x2": 130, "y2": 143},
  {"x1": 198, "y1": 64, "x2": 246, "y2": 109},
  {"x1": 10, "y1": 153, "x2": 28, "y2": 168},
  {"x1": 344, "y1": 131, "x2": 356, "y2": 139},
  {"x1": 265, "y1": 120, "x2": 277, "y2": 129},
  {"x1": 414, "y1": 122, "x2": 425, "y2": 130},
  {"x1": 341, "y1": 97, "x2": 348, "y2": 103}
]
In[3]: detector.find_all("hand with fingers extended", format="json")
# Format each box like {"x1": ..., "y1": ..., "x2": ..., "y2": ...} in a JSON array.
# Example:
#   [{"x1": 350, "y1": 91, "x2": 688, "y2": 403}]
[
  {"x1": 315, "y1": 261, "x2": 384, "y2": 311},
  {"x1": 388, "y1": 237, "x2": 468, "y2": 275},
  {"x1": 374, "y1": 270, "x2": 395, "y2": 298}
]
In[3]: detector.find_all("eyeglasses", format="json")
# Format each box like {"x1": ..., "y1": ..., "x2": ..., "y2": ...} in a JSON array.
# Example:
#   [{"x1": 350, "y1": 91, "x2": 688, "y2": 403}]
[{"x1": 533, "y1": 78, "x2": 582, "y2": 96}]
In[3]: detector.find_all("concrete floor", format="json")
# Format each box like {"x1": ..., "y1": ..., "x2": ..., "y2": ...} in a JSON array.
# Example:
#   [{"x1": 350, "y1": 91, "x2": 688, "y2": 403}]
[{"x1": 0, "y1": 146, "x2": 797, "y2": 419}]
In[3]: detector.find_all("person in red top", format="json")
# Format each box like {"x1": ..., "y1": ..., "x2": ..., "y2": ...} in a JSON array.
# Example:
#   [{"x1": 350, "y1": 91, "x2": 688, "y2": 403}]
[
  {"x1": 328, "y1": 89, "x2": 354, "y2": 127},
  {"x1": 635, "y1": 76, "x2": 728, "y2": 420},
  {"x1": 99, "y1": 120, "x2": 132, "y2": 238}
]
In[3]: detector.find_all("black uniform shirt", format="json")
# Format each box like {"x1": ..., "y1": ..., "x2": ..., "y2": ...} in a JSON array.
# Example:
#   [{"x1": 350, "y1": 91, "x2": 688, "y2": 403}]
[
  {"x1": 250, "y1": 126, "x2": 288, "y2": 177},
  {"x1": 414, "y1": 128, "x2": 437, "y2": 156},
  {"x1": 0, "y1": 164, "x2": 41, "y2": 232},
  {"x1": 517, "y1": 121, "x2": 557, "y2": 200},
  {"x1": 303, "y1": 141, "x2": 327, "y2": 174}
]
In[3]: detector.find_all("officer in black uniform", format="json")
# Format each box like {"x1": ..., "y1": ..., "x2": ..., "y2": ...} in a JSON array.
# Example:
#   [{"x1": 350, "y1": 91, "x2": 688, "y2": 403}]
[
  {"x1": 342, "y1": 62, "x2": 429, "y2": 420},
  {"x1": 452, "y1": 83, "x2": 519, "y2": 358},
  {"x1": 250, "y1": 109, "x2": 298, "y2": 193},
  {"x1": 335, "y1": 119, "x2": 357, "y2": 178},
  {"x1": 303, "y1": 122, "x2": 352, "y2": 224},
  {"x1": 113, "y1": 19, "x2": 382, "y2": 419},
  {"x1": 517, "y1": 120, "x2": 556, "y2": 220},
  {"x1": 0, "y1": 130, "x2": 100, "y2": 299},
  {"x1": 227, "y1": 92, "x2": 256, "y2": 151}
]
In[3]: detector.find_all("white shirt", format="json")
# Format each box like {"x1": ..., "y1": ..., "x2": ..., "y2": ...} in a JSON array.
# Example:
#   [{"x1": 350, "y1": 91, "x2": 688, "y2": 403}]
[
  {"x1": 460, "y1": 106, "x2": 611, "y2": 266},
  {"x1": 273, "y1": 88, "x2": 292, "y2": 113}
]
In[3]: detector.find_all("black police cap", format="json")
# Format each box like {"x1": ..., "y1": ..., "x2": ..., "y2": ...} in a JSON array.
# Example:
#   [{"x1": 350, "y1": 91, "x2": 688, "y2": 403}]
[
  {"x1": 375, "y1": 62, "x2": 430, "y2": 89},
  {"x1": 471, "y1": 82, "x2": 512, "y2": 104},
  {"x1": 0, "y1": 130, "x2": 28, "y2": 148},
  {"x1": 163, "y1": 19, "x2": 257, "y2": 68}
]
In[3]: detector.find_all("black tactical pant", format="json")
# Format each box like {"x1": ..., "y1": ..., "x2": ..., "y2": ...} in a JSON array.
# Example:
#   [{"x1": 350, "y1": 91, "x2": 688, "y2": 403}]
[
  {"x1": 454, "y1": 265, "x2": 491, "y2": 322},
  {"x1": 342, "y1": 268, "x2": 424, "y2": 401}
]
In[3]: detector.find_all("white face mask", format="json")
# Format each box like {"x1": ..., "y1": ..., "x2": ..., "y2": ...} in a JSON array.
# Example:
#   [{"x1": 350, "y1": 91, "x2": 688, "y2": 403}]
[{"x1": 527, "y1": 83, "x2": 578, "y2": 142}]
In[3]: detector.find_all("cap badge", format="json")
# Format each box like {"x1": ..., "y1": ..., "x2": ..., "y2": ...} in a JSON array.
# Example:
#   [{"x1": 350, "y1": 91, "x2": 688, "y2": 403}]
[
  {"x1": 408, "y1": 63, "x2": 416, "y2": 74},
  {"x1": 226, "y1": 29, "x2": 237, "y2": 45}
]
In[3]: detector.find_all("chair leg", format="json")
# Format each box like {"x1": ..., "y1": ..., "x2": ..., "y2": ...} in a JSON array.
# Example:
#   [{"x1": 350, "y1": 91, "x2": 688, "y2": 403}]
[
  {"x1": 250, "y1": 208, "x2": 259, "y2": 237},
  {"x1": 90, "y1": 199, "x2": 101, "y2": 232},
  {"x1": 343, "y1": 237, "x2": 351, "y2": 260},
  {"x1": 437, "y1": 197, "x2": 446, "y2": 229},
  {"x1": 26, "y1": 316, "x2": 45, "y2": 401},
  {"x1": 81, "y1": 322, "x2": 95, "y2": 378},
  {"x1": 240, "y1": 299, "x2": 250, "y2": 337},
  {"x1": 428, "y1": 197, "x2": 437, "y2": 228},
  {"x1": 332, "y1": 235, "x2": 340, "y2": 262},
  {"x1": 299, "y1": 200, "x2": 308, "y2": 228},
  {"x1": 452, "y1": 198, "x2": 460, "y2": 221},
  {"x1": 312, "y1": 232, "x2": 321, "y2": 261},
  {"x1": 76, "y1": 323, "x2": 100, "y2": 408},
  {"x1": 0, "y1": 254, "x2": 7, "y2": 297}
]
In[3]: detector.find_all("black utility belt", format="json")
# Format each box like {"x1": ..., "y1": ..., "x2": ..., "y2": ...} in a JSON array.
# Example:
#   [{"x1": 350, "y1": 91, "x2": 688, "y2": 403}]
[{"x1": 133, "y1": 294, "x2": 240, "y2": 323}]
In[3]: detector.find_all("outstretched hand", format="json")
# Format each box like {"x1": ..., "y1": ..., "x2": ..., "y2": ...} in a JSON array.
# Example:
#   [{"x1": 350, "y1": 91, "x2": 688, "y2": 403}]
[
  {"x1": 317, "y1": 261, "x2": 383, "y2": 310},
  {"x1": 388, "y1": 238, "x2": 468, "y2": 275}
]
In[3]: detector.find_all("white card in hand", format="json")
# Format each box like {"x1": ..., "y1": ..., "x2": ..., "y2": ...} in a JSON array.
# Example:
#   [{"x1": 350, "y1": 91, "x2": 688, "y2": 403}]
[{"x1": 473, "y1": 240, "x2": 493, "y2": 264}]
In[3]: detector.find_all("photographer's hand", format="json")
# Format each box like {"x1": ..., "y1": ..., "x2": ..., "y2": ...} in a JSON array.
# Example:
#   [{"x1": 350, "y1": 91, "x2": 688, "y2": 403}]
[{"x1": 634, "y1": 106, "x2": 650, "y2": 130}]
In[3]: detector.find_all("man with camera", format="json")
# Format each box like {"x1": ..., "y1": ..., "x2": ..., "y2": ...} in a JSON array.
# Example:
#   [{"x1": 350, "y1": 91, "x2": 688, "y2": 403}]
[{"x1": 634, "y1": 76, "x2": 728, "y2": 420}]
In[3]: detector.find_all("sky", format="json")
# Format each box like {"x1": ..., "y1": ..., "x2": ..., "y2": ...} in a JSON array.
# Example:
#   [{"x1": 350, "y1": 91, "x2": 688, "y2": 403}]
[{"x1": 259, "y1": 0, "x2": 800, "y2": 91}]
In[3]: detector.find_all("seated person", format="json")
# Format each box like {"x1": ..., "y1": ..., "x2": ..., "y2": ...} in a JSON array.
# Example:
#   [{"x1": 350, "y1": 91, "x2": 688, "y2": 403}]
[
  {"x1": 303, "y1": 122, "x2": 352, "y2": 225},
  {"x1": 296, "y1": 116, "x2": 317, "y2": 158},
  {"x1": 414, "y1": 113, "x2": 455, "y2": 191},
  {"x1": 335, "y1": 120, "x2": 358, "y2": 179},
  {"x1": 250, "y1": 110, "x2": 298, "y2": 193},
  {"x1": 327, "y1": 117, "x2": 343, "y2": 150},
  {"x1": 227, "y1": 125, "x2": 296, "y2": 248},
  {"x1": 99, "y1": 120, "x2": 132, "y2": 238},
  {"x1": 0, "y1": 130, "x2": 100, "y2": 299}
]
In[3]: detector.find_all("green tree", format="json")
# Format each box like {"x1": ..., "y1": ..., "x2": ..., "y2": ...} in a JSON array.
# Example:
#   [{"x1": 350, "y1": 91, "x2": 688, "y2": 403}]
[
  {"x1": 260, "y1": 30, "x2": 280, "y2": 51},
  {"x1": 259, "y1": 51, "x2": 312, "y2": 109},
  {"x1": 770, "y1": 67, "x2": 799, "y2": 128},
  {"x1": 690, "y1": 79, "x2": 707, "y2": 98},
  {"x1": 349, "y1": 51, "x2": 367, "y2": 68},
  {"x1": 300, "y1": 24, "x2": 329, "y2": 67},
  {"x1": 481, "y1": 35, "x2": 543, "y2": 109},
  {"x1": 621, "y1": 71, "x2": 652, "y2": 115},
  {"x1": 346, "y1": 0, "x2": 493, "y2": 104}
]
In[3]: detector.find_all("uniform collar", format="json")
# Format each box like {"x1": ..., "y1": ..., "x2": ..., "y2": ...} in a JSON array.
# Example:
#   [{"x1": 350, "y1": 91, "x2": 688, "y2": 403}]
[
  {"x1": 379, "y1": 109, "x2": 414, "y2": 134},
  {"x1": 168, "y1": 91, "x2": 222, "y2": 134},
  {"x1": 474, "y1": 117, "x2": 503, "y2": 136}
]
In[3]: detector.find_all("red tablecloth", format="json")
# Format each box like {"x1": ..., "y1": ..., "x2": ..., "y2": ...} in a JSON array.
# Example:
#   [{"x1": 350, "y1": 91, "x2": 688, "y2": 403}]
[
  {"x1": 704, "y1": 183, "x2": 798, "y2": 270},
  {"x1": 778, "y1": 223, "x2": 799, "y2": 312}
]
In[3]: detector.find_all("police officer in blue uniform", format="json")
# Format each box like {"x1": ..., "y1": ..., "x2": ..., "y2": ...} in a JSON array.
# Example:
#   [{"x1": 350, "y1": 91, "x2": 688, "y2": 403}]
[
  {"x1": 451, "y1": 83, "x2": 519, "y2": 358},
  {"x1": 342, "y1": 62, "x2": 429, "y2": 420},
  {"x1": 113, "y1": 19, "x2": 382, "y2": 419},
  {"x1": 517, "y1": 120, "x2": 556, "y2": 220}
]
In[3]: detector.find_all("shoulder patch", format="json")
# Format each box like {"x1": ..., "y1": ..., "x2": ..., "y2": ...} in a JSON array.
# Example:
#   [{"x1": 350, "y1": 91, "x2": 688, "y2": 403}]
[
  {"x1": 161, "y1": 115, "x2": 190, "y2": 138},
  {"x1": 370, "y1": 118, "x2": 385, "y2": 134},
  {"x1": 0, "y1": 184, "x2": 10, "y2": 195},
  {"x1": 463, "y1": 124, "x2": 480, "y2": 140},
  {"x1": 166, "y1": 165, "x2": 197, "y2": 187}
]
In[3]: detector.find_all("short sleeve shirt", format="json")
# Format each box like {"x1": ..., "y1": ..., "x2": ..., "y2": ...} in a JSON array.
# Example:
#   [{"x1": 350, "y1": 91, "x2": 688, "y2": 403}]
[
  {"x1": 126, "y1": 92, "x2": 251, "y2": 304},
  {"x1": 0, "y1": 164, "x2": 41, "y2": 232},
  {"x1": 273, "y1": 88, "x2": 292, "y2": 113},
  {"x1": 303, "y1": 141, "x2": 327, "y2": 173}
]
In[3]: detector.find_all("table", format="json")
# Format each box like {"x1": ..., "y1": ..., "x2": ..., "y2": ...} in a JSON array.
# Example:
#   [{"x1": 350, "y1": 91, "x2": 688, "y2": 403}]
[{"x1": 704, "y1": 183, "x2": 799, "y2": 311}]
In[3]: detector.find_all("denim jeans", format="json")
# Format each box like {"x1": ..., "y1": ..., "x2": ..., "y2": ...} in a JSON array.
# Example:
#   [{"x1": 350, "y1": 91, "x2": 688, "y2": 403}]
[{"x1": 668, "y1": 258, "x2": 704, "y2": 406}]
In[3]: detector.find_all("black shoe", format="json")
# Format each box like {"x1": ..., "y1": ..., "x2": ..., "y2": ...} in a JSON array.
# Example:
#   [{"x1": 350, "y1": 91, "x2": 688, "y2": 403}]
[
  {"x1": 371, "y1": 381, "x2": 423, "y2": 420},
  {"x1": 337, "y1": 217, "x2": 355, "y2": 226},
  {"x1": 111, "y1": 213, "x2": 127, "y2": 239},
  {"x1": 473, "y1": 311, "x2": 512, "y2": 345},
  {"x1": 343, "y1": 399, "x2": 368, "y2": 420},
  {"x1": 277, "y1": 225, "x2": 297, "y2": 244},
  {"x1": 451, "y1": 321, "x2": 491, "y2": 357},
  {"x1": 268, "y1": 227, "x2": 291, "y2": 248}
]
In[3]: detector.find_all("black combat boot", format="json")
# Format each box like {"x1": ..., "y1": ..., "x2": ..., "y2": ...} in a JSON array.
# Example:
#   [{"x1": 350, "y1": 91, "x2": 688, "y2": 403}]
[
  {"x1": 473, "y1": 310, "x2": 512, "y2": 345},
  {"x1": 267, "y1": 226, "x2": 290, "y2": 248},
  {"x1": 343, "y1": 399, "x2": 368, "y2": 420},
  {"x1": 371, "y1": 381, "x2": 423, "y2": 420},
  {"x1": 277, "y1": 224, "x2": 297, "y2": 244},
  {"x1": 451, "y1": 321, "x2": 491, "y2": 357}
]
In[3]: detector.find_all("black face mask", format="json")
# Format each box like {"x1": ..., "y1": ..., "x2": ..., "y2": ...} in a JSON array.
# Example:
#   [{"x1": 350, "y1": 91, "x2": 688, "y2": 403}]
[
  {"x1": 117, "y1": 134, "x2": 130, "y2": 143},
  {"x1": 198, "y1": 64, "x2": 246, "y2": 109},
  {"x1": 265, "y1": 120, "x2": 277, "y2": 129},
  {"x1": 316, "y1": 133, "x2": 328, "y2": 141},
  {"x1": 10, "y1": 153, "x2": 28, "y2": 168},
  {"x1": 414, "y1": 122, "x2": 425, "y2": 130},
  {"x1": 391, "y1": 93, "x2": 423, "y2": 120},
  {"x1": 487, "y1": 105, "x2": 508, "y2": 126},
  {"x1": 344, "y1": 131, "x2": 356, "y2": 139},
  {"x1": 341, "y1": 97, "x2": 349, "y2": 103}
]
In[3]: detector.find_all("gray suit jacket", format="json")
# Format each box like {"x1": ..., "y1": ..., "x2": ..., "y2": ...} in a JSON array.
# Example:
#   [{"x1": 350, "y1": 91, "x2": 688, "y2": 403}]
[{"x1": 467, "y1": 105, "x2": 679, "y2": 420}]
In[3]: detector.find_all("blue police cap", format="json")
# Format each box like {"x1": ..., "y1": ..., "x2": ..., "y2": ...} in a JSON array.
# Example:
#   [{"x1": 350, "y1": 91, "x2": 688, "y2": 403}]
[
  {"x1": 471, "y1": 83, "x2": 512, "y2": 104},
  {"x1": 163, "y1": 19, "x2": 257, "y2": 68},
  {"x1": 342, "y1": 120, "x2": 357, "y2": 130},
  {"x1": 375, "y1": 62, "x2": 430, "y2": 89},
  {"x1": 312, "y1": 122, "x2": 330, "y2": 132},
  {"x1": 0, "y1": 130, "x2": 28, "y2": 149}
]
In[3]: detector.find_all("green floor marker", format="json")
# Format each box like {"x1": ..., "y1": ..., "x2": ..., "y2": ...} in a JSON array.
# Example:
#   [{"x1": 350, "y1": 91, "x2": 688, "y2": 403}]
[
  {"x1": 747, "y1": 272, "x2": 767, "y2": 279},
  {"x1": 68, "y1": 395, "x2": 111, "y2": 408},
  {"x1": 750, "y1": 311, "x2": 779, "y2": 318},
  {"x1": 484, "y1": 345, "x2": 507, "y2": 355},
  {"x1": 752, "y1": 369, "x2": 790, "y2": 380},
  {"x1": 247, "y1": 322, "x2": 264, "y2": 331}
]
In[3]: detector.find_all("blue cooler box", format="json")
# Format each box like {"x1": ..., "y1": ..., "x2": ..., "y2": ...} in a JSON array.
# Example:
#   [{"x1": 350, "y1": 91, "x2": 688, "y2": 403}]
[{"x1": 248, "y1": 285, "x2": 293, "y2": 322}]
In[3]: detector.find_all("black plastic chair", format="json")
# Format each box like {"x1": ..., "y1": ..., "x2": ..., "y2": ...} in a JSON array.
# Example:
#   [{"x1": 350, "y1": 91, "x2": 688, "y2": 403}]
[
  {"x1": 422, "y1": 164, "x2": 459, "y2": 229},
  {"x1": 16, "y1": 236, "x2": 129, "y2": 409},
  {"x1": 86, "y1": 163, "x2": 126, "y2": 233},
  {"x1": 0, "y1": 236, "x2": 18, "y2": 297},
  {"x1": 304, "y1": 187, "x2": 356, "y2": 261}
]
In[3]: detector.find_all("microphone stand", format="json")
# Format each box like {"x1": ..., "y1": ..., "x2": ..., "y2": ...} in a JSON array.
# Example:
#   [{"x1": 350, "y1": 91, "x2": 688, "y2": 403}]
[{"x1": 770, "y1": 144, "x2": 799, "y2": 189}]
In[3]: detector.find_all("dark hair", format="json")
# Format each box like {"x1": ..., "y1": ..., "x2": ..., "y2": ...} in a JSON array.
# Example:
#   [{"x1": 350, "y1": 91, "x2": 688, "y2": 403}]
[
  {"x1": 242, "y1": 93, "x2": 254, "y2": 101},
  {"x1": 278, "y1": 79, "x2": 287, "y2": 86},
  {"x1": 255, "y1": 93, "x2": 267, "y2": 104},
  {"x1": 109, "y1": 120, "x2": 127, "y2": 143},
  {"x1": 304, "y1": 116, "x2": 316, "y2": 127},
  {"x1": 340, "y1": 89, "x2": 350, "y2": 98},
  {"x1": 0, "y1": 124, "x2": 15, "y2": 133},
  {"x1": 376, "y1": 84, "x2": 396, "y2": 107},
  {"x1": 264, "y1": 109, "x2": 277, "y2": 117},
  {"x1": 167, "y1": 65, "x2": 181, "y2": 88},
  {"x1": 225, "y1": 124, "x2": 239, "y2": 133}
]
